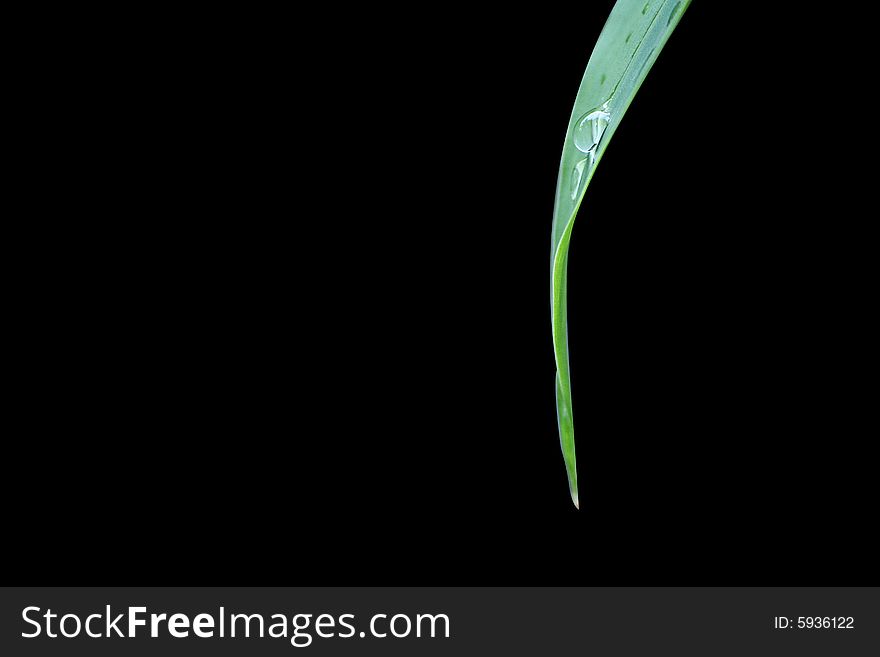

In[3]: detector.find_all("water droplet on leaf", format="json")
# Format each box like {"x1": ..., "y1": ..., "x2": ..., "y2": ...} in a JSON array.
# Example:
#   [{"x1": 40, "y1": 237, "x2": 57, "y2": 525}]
[
  {"x1": 570, "y1": 158, "x2": 588, "y2": 200},
  {"x1": 636, "y1": 48, "x2": 656, "y2": 79},
  {"x1": 667, "y1": 1, "x2": 681, "y2": 25},
  {"x1": 573, "y1": 109, "x2": 610, "y2": 154}
]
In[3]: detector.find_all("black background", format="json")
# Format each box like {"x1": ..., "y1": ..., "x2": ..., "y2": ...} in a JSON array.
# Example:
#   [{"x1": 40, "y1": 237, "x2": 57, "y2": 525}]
[{"x1": 7, "y1": 3, "x2": 876, "y2": 584}]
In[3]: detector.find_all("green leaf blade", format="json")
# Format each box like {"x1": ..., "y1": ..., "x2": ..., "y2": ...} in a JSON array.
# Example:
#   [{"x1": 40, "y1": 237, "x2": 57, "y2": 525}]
[{"x1": 551, "y1": 0, "x2": 691, "y2": 509}]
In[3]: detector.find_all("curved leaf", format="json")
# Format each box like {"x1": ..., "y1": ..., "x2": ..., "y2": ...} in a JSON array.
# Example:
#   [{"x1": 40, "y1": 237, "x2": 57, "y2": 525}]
[{"x1": 551, "y1": 0, "x2": 691, "y2": 508}]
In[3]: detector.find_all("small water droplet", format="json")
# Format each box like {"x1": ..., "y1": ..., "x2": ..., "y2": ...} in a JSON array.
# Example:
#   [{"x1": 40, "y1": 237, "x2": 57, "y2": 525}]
[
  {"x1": 636, "y1": 48, "x2": 656, "y2": 79},
  {"x1": 642, "y1": 2, "x2": 650, "y2": 15},
  {"x1": 570, "y1": 158, "x2": 588, "y2": 200},
  {"x1": 667, "y1": 1, "x2": 681, "y2": 25},
  {"x1": 573, "y1": 109, "x2": 610, "y2": 154},
  {"x1": 600, "y1": 73, "x2": 607, "y2": 85},
  {"x1": 625, "y1": 32, "x2": 632, "y2": 44}
]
